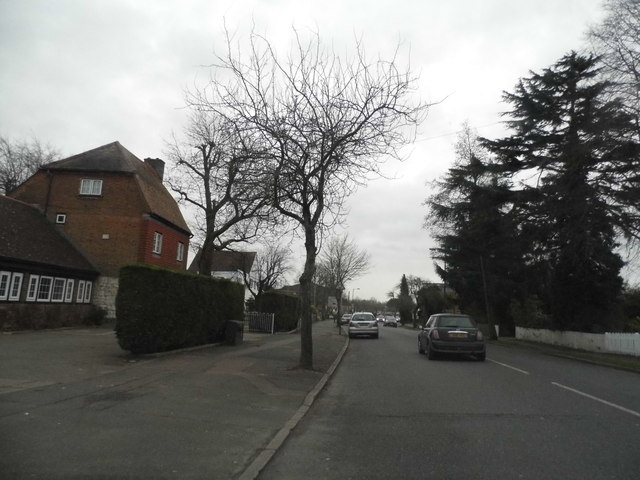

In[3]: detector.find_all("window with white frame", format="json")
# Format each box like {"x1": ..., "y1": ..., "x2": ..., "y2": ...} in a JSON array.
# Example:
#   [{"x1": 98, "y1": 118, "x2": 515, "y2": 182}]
[
  {"x1": 26, "y1": 275, "x2": 39, "y2": 301},
  {"x1": 0, "y1": 271, "x2": 10, "y2": 300},
  {"x1": 80, "y1": 179, "x2": 103, "y2": 196},
  {"x1": 84, "y1": 281, "x2": 92, "y2": 303},
  {"x1": 56, "y1": 213, "x2": 67, "y2": 224},
  {"x1": 77, "y1": 280, "x2": 86, "y2": 303},
  {"x1": 51, "y1": 278, "x2": 66, "y2": 302},
  {"x1": 153, "y1": 232, "x2": 163, "y2": 254},
  {"x1": 37, "y1": 276, "x2": 53, "y2": 302},
  {"x1": 64, "y1": 279, "x2": 74, "y2": 303},
  {"x1": 177, "y1": 242, "x2": 185, "y2": 262},
  {"x1": 9, "y1": 273, "x2": 23, "y2": 301}
]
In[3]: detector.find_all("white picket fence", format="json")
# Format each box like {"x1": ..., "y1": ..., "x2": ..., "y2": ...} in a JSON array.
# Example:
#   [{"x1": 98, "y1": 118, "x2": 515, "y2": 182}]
[
  {"x1": 245, "y1": 311, "x2": 275, "y2": 334},
  {"x1": 516, "y1": 327, "x2": 640, "y2": 357},
  {"x1": 605, "y1": 332, "x2": 640, "y2": 356}
]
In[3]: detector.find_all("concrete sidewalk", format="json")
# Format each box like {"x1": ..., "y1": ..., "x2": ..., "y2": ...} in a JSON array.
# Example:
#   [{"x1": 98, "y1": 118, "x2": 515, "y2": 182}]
[{"x1": 0, "y1": 320, "x2": 348, "y2": 479}]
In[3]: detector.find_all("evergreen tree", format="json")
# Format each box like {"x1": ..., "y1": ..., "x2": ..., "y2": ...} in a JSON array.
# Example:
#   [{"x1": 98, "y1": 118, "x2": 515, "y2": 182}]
[
  {"x1": 426, "y1": 124, "x2": 523, "y2": 336},
  {"x1": 483, "y1": 52, "x2": 639, "y2": 331},
  {"x1": 398, "y1": 274, "x2": 414, "y2": 325}
]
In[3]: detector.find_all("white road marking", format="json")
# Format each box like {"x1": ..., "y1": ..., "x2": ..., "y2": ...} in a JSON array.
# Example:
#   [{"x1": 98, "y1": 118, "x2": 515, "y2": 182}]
[
  {"x1": 488, "y1": 359, "x2": 530, "y2": 375},
  {"x1": 552, "y1": 382, "x2": 640, "y2": 418}
]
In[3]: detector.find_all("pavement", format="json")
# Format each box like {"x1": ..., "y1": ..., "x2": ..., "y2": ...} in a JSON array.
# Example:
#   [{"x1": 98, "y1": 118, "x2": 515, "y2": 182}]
[{"x1": 0, "y1": 319, "x2": 348, "y2": 480}]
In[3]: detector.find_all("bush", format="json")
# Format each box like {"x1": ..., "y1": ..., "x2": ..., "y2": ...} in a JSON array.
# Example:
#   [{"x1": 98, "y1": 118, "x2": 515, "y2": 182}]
[
  {"x1": 256, "y1": 291, "x2": 300, "y2": 331},
  {"x1": 509, "y1": 295, "x2": 549, "y2": 329},
  {"x1": 0, "y1": 304, "x2": 99, "y2": 331},
  {"x1": 115, "y1": 265, "x2": 244, "y2": 354}
]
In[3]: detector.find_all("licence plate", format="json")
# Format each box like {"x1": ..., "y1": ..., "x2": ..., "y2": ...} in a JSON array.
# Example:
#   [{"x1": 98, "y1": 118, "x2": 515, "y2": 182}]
[{"x1": 450, "y1": 332, "x2": 468, "y2": 338}]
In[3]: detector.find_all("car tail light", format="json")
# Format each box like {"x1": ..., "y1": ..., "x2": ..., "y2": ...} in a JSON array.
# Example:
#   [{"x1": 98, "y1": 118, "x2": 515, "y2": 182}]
[
  {"x1": 431, "y1": 329, "x2": 440, "y2": 340},
  {"x1": 477, "y1": 330, "x2": 484, "y2": 340}
]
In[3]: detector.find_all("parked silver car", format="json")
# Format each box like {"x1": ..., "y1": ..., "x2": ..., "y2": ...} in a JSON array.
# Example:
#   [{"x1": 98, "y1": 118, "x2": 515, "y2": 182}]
[{"x1": 348, "y1": 312, "x2": 379, "y2": 339}]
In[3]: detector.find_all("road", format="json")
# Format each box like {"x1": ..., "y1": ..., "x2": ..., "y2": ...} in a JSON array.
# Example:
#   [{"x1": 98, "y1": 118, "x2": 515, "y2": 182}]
[{"x1": 259, "y1": 325, "x2": 640, "y2": 479}]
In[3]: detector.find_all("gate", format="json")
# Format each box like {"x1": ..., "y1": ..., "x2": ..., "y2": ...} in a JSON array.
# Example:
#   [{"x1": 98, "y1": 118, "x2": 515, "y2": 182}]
[{"x1": 245, "y1": 311, "x2": 275, "y2": 334}]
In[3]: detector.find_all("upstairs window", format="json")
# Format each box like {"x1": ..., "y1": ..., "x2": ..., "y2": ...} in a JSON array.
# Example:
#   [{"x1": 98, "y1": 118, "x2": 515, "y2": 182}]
[
  {"x1": 80, "y1": 179, "x2": 103, "y2": 196},
  {"x1": 177, "y1": 242, "x2": 185, "y2": 262},
  {"x1": 153, "y1": 232, "x2": 163, "y2": 254}
]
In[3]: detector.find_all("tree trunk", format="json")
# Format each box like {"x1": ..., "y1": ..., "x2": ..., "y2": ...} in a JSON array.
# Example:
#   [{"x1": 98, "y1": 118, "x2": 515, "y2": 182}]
[{"x1": 298, "y1": 226, "x2": 316, "y2": 369}]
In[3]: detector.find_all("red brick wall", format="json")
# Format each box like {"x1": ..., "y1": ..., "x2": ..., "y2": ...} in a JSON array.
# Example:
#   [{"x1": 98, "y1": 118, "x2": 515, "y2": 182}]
[{"x1": 138, "y1": 217, "x2": 190, "y2": 270}]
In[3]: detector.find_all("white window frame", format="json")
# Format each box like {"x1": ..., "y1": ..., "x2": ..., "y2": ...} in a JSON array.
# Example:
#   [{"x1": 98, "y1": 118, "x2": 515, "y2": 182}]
[
  {"x1": 177, "y1": 242, "x2": 185, "y2": 262},
  {"x1": 51, "y1": 278, "x2": 66, "y2": 303},
  {"x1": 64, "y1": 279, "x2": 75, "y2": 303},
  {"x1": 56, "y1": 213, "x2": 67, "y2": 224},
  {"x1": 153, "y1": 232, "x2": 163, "y2": 254},
  {"x1": 37, "y1": 276, "x2": 53, "y2": 302},
  {"x1": 84, "y1": 281, "x2": 93, "y2": 303},
  {"x1": 0, "y1": 271, "x2": 10, "y2": 300},
  {"x1": 9, "y1": 273, "x2": 24, "y2": 301},
  {"x1": 26, "y1": 275, "x2": 39, "y2": 302},
  {"x1": 80, "y1": 179, "x2": 103, "y2": 196},
  {"x1": 77, "y1": 280, "x2": 86, "y2": 303}
]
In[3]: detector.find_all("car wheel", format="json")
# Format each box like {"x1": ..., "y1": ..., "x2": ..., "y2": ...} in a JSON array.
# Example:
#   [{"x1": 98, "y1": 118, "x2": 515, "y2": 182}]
[
  {"x1": 418, "y1": 338, "x2": 425, "y2": 354},
  {"x1": 427, "y1": 342, "x2": 437, "y2": 360},
  {"x1": 476, "y1": 352, "x2": 486, "y2": 361}
]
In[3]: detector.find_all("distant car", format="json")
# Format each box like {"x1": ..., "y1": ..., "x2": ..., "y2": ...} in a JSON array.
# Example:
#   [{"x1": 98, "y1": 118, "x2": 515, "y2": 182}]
[
  {"x1": 348, "y1": 312, "x2": 379, "y2": 339},
  {"x1": 383, "y1": 316, "x2": 398, "y2": 327},
  {"x1": 418, "y1": 313, "x2": 485, "y2": 361},
  {"x1": 340, "y1": 313, "x2": 352, "y2": 325},
  {"x1": 376, "y1": 315, "x2": 385, "y2": 324}
]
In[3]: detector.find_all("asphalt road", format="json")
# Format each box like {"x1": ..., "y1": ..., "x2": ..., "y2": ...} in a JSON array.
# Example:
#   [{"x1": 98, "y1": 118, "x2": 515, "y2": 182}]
[{"x1": 259, "y1": 325, "x2": 640, "y2": 480}]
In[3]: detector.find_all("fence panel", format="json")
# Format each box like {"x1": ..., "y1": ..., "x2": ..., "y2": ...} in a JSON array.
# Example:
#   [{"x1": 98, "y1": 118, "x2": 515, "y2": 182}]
[
  {"x1": 245, "y1": 311, "x2": 275, "y2": 334},
  {"x1": 605, "y1": 332, "x2": 640, "y2": 356}
]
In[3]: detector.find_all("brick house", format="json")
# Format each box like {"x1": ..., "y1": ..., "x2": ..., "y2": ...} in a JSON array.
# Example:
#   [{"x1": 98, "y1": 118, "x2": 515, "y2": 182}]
[{"x1": 7, "y1": 141, "x2": 191, "y2": 317}]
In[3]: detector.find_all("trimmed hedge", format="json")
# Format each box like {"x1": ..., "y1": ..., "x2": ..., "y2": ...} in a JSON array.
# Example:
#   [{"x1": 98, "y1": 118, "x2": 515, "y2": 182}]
[
  {"x1": 256, "y1": 290, "x2": 300, "y2": 332},
  {"x1": 115, "y1": 265, "x2": 244, "y2": 354}
]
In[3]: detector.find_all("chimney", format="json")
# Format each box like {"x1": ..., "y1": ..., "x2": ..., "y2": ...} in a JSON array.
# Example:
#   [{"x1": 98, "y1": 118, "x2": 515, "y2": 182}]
[{"x1": 144, "y1": 158, "x2": 165, "y2": 181}]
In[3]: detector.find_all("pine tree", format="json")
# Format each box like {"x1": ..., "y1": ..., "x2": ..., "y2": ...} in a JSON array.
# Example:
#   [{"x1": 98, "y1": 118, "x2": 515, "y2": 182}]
[{"x1": 484, "y1": 52, "x2": 639, "y2": 331}]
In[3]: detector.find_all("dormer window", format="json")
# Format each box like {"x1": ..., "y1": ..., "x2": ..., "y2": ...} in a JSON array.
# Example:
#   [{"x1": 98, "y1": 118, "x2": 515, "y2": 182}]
[{"x1": 80, "y1": 179, "x2": 103, "y2": 196}]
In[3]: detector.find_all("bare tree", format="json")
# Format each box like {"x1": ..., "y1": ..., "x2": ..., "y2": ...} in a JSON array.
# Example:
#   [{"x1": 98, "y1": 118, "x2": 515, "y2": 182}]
[
  {"x1": 316, "y1": 234, "x2": 371, "y2": 331},
  {"x1": 190, "y1": 28, "x2": 427, "y2": 368},
  {"x1": 588, "y1": 0, "x2": 640, "y2": 129},
  {"x1": 165, "y1": 110, "x2": 273, "y2": 275},
  {"x1": 0, "y1": 136, "x2": 60, "y2": 194},
  {"x1": 243, "y1": 242, "x2": 292, "y2": 301}
]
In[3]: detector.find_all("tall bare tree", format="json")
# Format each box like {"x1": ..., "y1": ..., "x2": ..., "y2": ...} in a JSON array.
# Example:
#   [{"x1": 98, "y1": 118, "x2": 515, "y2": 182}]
[
  {"x1": 165, "y1": 110, "x2": 273, "y2": 275},
  {"x1": 189, "y1": 28, "x2": 427, "y2": 368},
  {"x1": 242, "y1": 242, "x2": 292, "y2": 301},
  {"x1": 588, "y1": 0, "x2": 640, "y2": 131},
  {"x1": 316, "y1": 234, "x2": 371, "y2": 331},
  {"x1": 0, "y1": 136, "x2": 59, "y2": 194}
]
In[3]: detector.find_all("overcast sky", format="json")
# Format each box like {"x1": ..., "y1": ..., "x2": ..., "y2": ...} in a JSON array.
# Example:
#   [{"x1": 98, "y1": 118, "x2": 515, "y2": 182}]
[{"x1": 1, "y1": 0, "x2": 615, "y2": 301}]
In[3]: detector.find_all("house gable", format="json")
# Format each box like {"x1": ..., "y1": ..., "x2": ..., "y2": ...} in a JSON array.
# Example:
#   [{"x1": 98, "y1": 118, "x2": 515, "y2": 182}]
[{"x1": 9, "y1": 141, "x2": 192, "y2": 277}]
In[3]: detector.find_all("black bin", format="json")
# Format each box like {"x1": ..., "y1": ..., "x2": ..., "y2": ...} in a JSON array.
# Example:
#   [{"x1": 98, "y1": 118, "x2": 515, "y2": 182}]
[{"x1": 224, "y1": 320, "x2": 244, "y2": 345}]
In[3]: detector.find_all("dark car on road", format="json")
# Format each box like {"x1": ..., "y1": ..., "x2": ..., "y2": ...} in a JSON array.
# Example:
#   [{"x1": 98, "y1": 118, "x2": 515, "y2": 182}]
[
  {"x1": 383, "y1": 315, "x2": 398, "y2": 327},
  {"x1": 418, "y1": 313, "x2": 485, "y2": 361}
]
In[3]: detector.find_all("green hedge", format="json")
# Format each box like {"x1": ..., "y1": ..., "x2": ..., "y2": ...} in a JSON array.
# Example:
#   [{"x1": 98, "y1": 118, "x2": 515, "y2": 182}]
[
  {"x1": 257, "y1": 290, "x2": 300, "y2": 331},
  {"x1": 115, "y1": 265, "x2": 244, "y2": 354}
]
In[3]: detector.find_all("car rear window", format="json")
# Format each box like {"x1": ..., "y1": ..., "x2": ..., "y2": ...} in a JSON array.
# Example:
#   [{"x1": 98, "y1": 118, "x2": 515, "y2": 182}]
[
  {"x1": 352, "y1": 314, "x2": 374, "y2": 321},
  {"x1": 436, "y1": 316, "x2": 475, "y2": 328}
]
